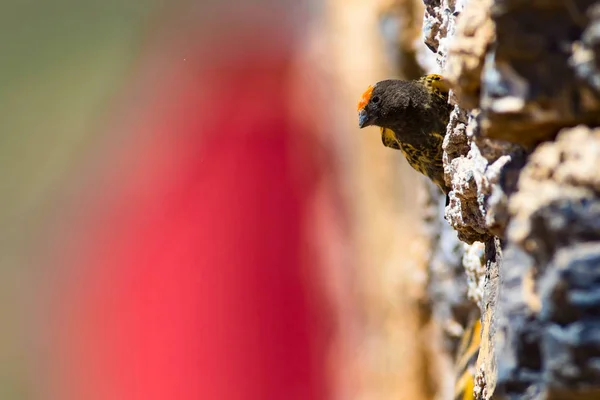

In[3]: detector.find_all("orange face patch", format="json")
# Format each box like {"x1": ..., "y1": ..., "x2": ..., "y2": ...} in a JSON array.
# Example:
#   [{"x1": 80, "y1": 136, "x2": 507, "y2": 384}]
[{"x1": 357, "y1": 85, "x2": 374, "y2": 111}]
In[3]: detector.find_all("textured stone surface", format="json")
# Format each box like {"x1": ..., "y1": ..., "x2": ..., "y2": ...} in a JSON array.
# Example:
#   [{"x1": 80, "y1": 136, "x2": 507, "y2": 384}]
[
  {"x1": 421, "y1": 0, "x2": 526, "y2": 246},
  {"x1": 420, "y1": 1, "x2": 600, "y2": 398},
  {"x1": 571, "y1": 4, "x2": 600, "y2": 97},
  {"x1": 462, "y1": 241, "x2": 486, "y2": 309},
  {"x1": 422, "y1": 0, "x2": 468, "y2": 70},
  {"x1": 508, "y1": 126, "x2": 600, "y2": 265},
  {"x1": 445, "y1": 0, "x2": 495, "y2": 110},
  {"x1": 384, "y1": 1, "x2": 600, "y2": 399},
  {"x1": 494, "y1": 245, "x2": 544, "y2": 399},
  {"x1": 480, "y1": 1, "x2": 600, "y2": 147},
  {"x1": 442, "y1": 108, "x2": 525, "y2": 244},
  {"x1": 475, "y1": 236, "x2": 502, "y2": 400},
  {"x1": 540, "y1": 245, "x2": 600, "y2": 395},
  {"x1": 495, "y1": 243, "x2": 600, "y2": 400},
  {"x1": 495, "y1": 127, "x2": 600, "y2": 399}
]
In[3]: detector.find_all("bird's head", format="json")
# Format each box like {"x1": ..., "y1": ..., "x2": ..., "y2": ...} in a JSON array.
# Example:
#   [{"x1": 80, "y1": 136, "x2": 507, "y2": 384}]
[{"x1": 357, "y1": 80, "x2": 411, "y2": 129}]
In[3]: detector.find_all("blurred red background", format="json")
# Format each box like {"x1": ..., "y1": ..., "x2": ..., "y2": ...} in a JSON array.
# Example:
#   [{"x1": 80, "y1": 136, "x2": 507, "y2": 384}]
[
  {"x1": 33, "y1": 2, "x2": 352, "y2": 399},
  {"x1": 3, "y1": 1, "x2": 430, "y2": 399}
]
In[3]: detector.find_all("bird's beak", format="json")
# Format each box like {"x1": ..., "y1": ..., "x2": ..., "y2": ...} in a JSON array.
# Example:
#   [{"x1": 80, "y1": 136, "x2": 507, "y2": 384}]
[{"x1": 358, "y1": 109, "x2": 371, "y2": 128}]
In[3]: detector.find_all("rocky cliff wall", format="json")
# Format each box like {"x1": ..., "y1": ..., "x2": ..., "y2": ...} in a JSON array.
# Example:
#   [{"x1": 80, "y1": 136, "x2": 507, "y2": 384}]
[{"x1": 378, "y1": 1, "x2": 600, "y2": 399}]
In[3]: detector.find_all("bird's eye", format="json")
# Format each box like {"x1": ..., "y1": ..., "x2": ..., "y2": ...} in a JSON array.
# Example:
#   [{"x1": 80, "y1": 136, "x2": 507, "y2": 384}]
[{"x1": 371, "y1": 95, "x2": 380, "y2": 104}]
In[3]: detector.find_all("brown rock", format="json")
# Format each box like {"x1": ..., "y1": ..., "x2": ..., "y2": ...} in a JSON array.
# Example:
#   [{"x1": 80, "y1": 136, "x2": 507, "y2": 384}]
[
  {"x1": 480, "y1": 1, "x2": 600, "y2": 147},
  {"x1": 445, "y1": 0, "x2": 496, "y2": 109}
]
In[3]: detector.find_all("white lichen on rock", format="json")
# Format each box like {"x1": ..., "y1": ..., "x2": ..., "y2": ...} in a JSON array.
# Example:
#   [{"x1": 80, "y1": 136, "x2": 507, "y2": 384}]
[
  {"x1": 422, "y1": 0, "x2": 468, "y2": 70},
  {"x1": 462, "y1": 241, "x2": 486, "y2": 309}
]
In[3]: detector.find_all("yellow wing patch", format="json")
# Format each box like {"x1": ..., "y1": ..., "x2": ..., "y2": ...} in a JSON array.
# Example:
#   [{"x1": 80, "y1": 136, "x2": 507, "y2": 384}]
[
  {"x1": 455, "y1": 368, "x2": 476, "y2": 400},
  {"x1": 453, "y1": 318, "x2": 482, "y2": 400},
  {"x1": 419, "y1": 74, "x2": 451, "y2": 97},
  {"x1": 380, "y1": 128, "x2": 400, "y2": 150},
  {"x1": 357, "y1": 85, "x2": 374, "y2": 111}
]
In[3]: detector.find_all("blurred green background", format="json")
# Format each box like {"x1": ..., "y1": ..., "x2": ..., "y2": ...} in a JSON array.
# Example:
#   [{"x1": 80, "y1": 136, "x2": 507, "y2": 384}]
[{"x1": 1, "y1": 3, "x2": 158, "y2": 398}]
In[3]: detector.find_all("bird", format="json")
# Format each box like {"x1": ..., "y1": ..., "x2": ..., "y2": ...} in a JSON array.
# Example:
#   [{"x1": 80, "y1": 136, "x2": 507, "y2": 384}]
[
  {"x1": 358, "y1": 75, "x2": 482, "y2": 398},
  {"x1": 357, "y1": 74, "x2": 453, "y2": 198}
]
